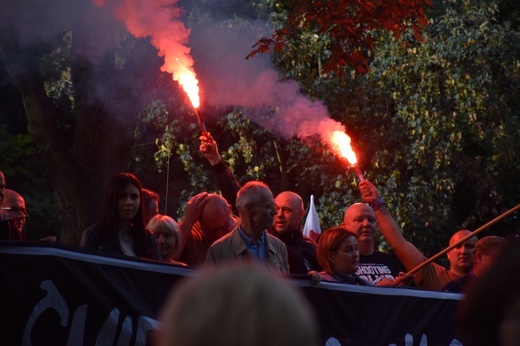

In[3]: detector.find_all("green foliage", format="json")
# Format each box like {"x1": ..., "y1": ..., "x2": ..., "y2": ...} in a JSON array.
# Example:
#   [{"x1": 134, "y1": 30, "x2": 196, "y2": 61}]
[
  {"x1": 2, "y1": 0, "x2": 518, "y2": 255},
  {"x1": 40, "y1": 31, "x2": 75, "y2": 110},
  {"x1": 157, "y1": 0, "x2": 520, "y2": 257},
  {"x1": 354, "y1": 0, "x2": 520, "y2": 253},
  {"x1": 249, "y1": 0, "x2": 431, "y2": 75}
]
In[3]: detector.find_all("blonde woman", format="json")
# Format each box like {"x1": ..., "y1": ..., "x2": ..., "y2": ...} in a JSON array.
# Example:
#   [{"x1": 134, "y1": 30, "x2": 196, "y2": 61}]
[{"x1": 147, "y1": 214, "x2": 186, "y2": 265}]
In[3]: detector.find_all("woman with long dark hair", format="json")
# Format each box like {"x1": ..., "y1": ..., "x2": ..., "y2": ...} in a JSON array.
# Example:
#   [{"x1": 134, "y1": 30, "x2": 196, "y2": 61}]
[{"x1": 80, "y1": 172, "x2": 159, "y2": 260}]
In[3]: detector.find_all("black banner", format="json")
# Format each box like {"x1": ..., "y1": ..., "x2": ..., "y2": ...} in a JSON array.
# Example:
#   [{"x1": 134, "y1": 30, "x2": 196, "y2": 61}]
[{"x1": 0, "y1": 242, "x2": 463, "y2": 345}]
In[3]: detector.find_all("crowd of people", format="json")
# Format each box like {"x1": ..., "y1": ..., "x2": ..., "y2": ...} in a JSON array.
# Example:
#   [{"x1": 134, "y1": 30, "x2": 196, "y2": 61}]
[{"x1": 1, "y1": 131, "x2": 518, "y2": 345}]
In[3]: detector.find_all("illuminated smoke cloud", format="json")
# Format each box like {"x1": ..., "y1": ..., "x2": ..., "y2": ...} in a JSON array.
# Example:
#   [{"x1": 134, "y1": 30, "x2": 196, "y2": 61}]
[{"x1": 95, "y1": 0, "x2": 347, "y2": 139}]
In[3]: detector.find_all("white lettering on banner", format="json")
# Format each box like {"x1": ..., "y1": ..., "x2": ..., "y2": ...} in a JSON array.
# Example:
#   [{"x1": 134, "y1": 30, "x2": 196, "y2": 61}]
[
  {"x1": 325, "y1": 334, "x2": 463, "y2": 345},
  {"x1": 357, "y1": 265, "x2": 392, "y2": 275},
  {"x1": 22, "y1": 280, "x2": 159, "y2": 345}
]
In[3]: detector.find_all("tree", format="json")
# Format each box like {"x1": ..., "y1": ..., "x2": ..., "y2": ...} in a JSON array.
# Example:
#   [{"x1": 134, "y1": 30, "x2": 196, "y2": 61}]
[
  {"x1": 168, "y1": 0, "x2": 520, "y2": 256},
  {"x1": 273, "y1": 0, "x2": 520, "y2": 254},
  {"x1": 0, "y1": 0, "x2": 182, "y2": 243},
  {"x1": 248, "y1": 0, "x2": 431, "y2": 74},
  {"x1": 1, "y1": 0, "x2": 518, "y2": 257}
]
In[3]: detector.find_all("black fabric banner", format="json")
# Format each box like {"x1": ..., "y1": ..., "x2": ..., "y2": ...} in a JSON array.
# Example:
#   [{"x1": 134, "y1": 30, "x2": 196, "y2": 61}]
[{"x1": 0, "y1": 242, "x2": 463, "y2": 345}]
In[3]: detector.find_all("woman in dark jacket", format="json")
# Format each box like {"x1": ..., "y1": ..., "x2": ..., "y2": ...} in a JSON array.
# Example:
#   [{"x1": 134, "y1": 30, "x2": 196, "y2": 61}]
[{"x1": 80, "y1": 172, "x2": 159, "y2": 260}]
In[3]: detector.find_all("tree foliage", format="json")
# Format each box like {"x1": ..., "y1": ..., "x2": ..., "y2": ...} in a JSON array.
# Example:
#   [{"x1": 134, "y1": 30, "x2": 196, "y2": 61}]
[
  {"x1": 168, "y1": 0, "x2": 520, "y2": 255},
  {"x1": 360, "y1": 0, "x2": 520, "y2": 254},
  {"x1": 0, "y1": 0, "x2": 518, "y2": 257},
  {"x1": 248, "y1": 0, "x2": 431, "y2": 74}
]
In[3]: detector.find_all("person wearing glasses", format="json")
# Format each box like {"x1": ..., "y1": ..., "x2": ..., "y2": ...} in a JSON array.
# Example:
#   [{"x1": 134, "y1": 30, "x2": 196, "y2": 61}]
[
  {"x1": 177, "y1": 193, "x2": 238, "y2": 267},
  {"x1": 0, "y1": 189, "x2": 28, "y2": 240},
  {"x1": 199, "y1": 133, "x2": 319, "y2": 274},
  {"x1": 206, "y1": 181, "x2": 289, "y2": 273}
]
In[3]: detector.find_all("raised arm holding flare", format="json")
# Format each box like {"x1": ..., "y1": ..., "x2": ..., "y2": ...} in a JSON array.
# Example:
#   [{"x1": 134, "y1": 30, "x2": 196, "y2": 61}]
[
  {"x1": 199, "y1": 132, "x2": 241, "y2": 211},
  {"x1": 359, "y1": 180, "x2": 477, "y2": 290}
]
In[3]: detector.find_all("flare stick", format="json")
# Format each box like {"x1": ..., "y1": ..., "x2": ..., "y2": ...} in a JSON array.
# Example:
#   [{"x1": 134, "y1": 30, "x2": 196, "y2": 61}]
[
  {"x1": 405, "y1": 204, "x2": 520, "y2": 276},
  {"x1": 194, "y1": 108, "x2": 208, "y2": 135},
  {"x1": 352, "y1": 163, "x2": 366, "y2": 181}
]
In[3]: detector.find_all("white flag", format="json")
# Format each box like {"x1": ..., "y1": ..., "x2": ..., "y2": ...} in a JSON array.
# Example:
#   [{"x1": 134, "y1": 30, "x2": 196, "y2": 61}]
[{"x1": 302, "y1": 195, "x2": 321, "y2": 242}]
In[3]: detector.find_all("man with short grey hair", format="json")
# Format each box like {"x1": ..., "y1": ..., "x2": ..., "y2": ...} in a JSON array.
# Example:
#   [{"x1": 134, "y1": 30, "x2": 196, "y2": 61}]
[{"x1": 206, "y1": 181, "x2": 289, "y2": 274}]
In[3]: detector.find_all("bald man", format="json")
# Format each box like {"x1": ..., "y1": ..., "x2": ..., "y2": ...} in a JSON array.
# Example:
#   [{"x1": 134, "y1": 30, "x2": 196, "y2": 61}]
[
  {"x1": 358, "y1": 180, "x2": 478, "y2": 290},
  {"x1": 442, "y1": 235, "x2": 507, "y2": 293},
  {"x1": 342, "y1": 201, "x2": 407, "y2": 285},
  {"x1": 0, "y1": 189, "x2": 28, "y2": 240},
  {"x1": 178, "y1": 193, "x2": 238, "y2": 267},
  {"x1": 271, "y1": 191, "x2": 321, "y2": 274}
]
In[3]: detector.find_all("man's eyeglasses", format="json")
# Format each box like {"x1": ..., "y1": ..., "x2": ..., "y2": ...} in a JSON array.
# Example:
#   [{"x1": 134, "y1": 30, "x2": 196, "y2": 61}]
[{"x1": 1, "y1": 206, "x2": 28, "y2": 216}]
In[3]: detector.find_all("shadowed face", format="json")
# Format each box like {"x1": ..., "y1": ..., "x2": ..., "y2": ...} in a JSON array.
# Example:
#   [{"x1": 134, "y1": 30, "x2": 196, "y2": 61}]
[
  {"x1": 343, "y1": 204, "x2": 377, "y2": 245},
  {"x1": 447, "y1": 230, "x2": 477, "y2": 273},
  {"x1": 274, "y1": 192, "x2": 305, "y2": 234},
  {"x1": 327, "y1": 234, "x2": 360, "y2": 275},
  {"x1": 154, "y1": 226, "x2": 178, "y2": 260},
  {"x1": 118, "y1": 184, "x2": 140, "y2": 223},
  {"x1": 250, "y1": 188, "x2": 277, "y2": 235},
  {"x1": 2, "y1": 190, "x2": 27, "y2": 234},
  {"x1": 200, "y1": 195, "x2": 234, "y2": 244}
]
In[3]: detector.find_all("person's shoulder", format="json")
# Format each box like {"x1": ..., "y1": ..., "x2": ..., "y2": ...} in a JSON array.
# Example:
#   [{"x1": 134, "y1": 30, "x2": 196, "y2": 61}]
[
  {"x1": 80, "y1": 223, "x2": 102, "y2": 247},
  {"x1": 301, "y1": 234, "x2": 318, "y2": 246},
  {"x1": 266, "y1": 232, "x2": 286, "y2": 246},
  {"x1": 210, "y1": 228, "x2": 235, "y2": 247},
  {"x1": 318, "y1": 271, "x2": 338, "y2": 282},
  {"x1": 190, "y1": 222, "x2": 205, "y2": 238},
  {"x1": 441, "y1": 277, "x2": 465, "y2": 292}
]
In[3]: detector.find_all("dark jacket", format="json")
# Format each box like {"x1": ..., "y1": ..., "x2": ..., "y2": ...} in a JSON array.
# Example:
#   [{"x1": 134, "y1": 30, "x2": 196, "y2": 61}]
[
  {"x1": 81, "y1": 223, "x2": 159, "y2": 260},
  {"x1": 270, "y1": 228, "x2": 321, "y2": 274}
]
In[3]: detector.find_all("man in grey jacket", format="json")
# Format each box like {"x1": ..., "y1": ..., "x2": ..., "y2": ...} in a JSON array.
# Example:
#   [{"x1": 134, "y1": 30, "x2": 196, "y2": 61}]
[{"x1": 206, "y1": 181, "x2": 289, "y2": 274}]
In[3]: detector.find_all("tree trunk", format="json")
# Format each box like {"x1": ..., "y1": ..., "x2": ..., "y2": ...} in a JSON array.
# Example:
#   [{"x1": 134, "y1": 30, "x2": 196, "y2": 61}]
[{"x1": 0, "y1": 1, "x2": 148, "y2": 244}]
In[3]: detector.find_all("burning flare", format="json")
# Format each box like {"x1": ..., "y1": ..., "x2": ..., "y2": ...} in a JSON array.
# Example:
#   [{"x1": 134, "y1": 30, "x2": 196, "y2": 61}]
[
  {"x1": 329, "y1": 130, "x2": 365, "y2": 181},
  {"x1": 330, "y1": 131, "x2": 358, "y2": 164},
  {"x1": 93, "y1": 0, "x2": 201, "y2": 110},
  {"x1": 177, "y1": 67, "x2": 200, "y2": 109}
]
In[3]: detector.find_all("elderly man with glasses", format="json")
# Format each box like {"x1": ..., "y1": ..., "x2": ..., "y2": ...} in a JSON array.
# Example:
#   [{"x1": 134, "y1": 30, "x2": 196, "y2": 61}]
[{"x1": 206, "y1": 181, "x2": 289, "y2": 273}]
